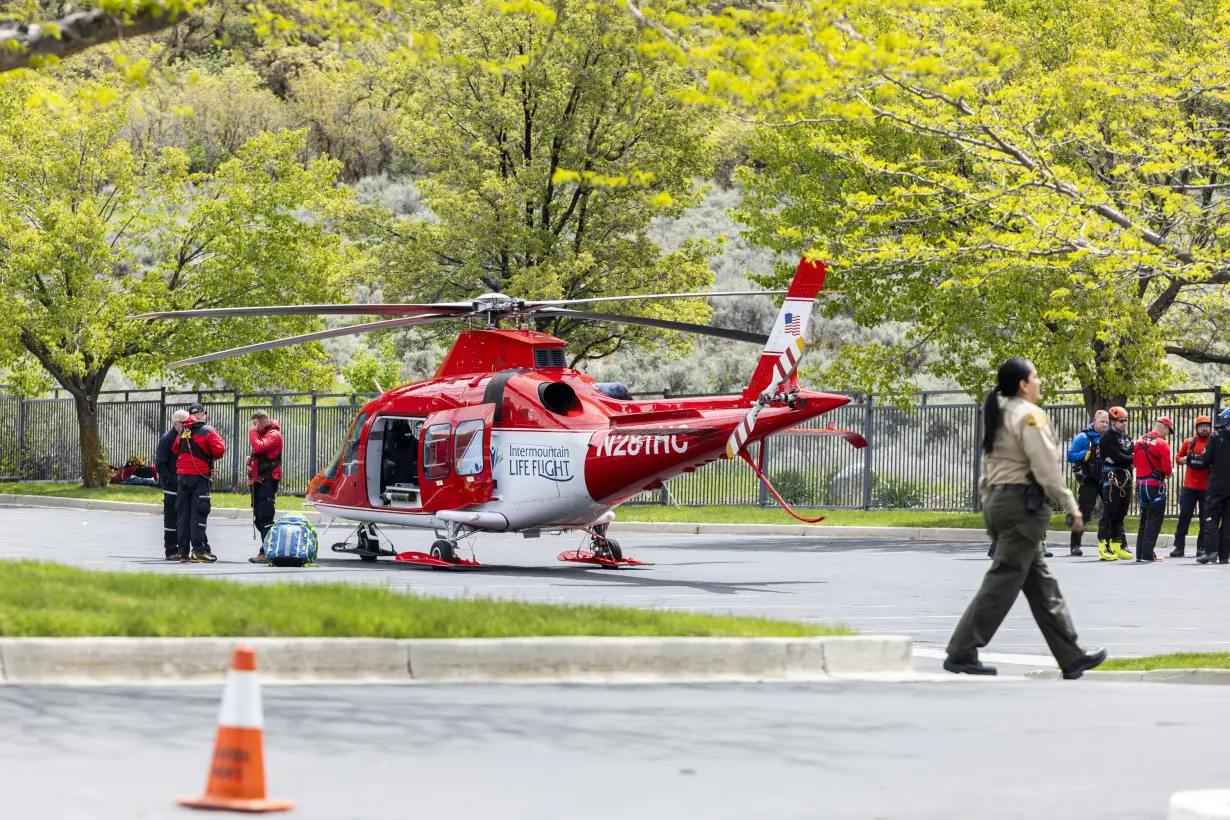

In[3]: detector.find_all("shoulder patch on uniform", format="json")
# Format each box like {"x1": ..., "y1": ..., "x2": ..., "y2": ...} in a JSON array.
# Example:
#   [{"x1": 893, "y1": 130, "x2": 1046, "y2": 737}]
[{"x1": 1026, "y1": 411, "x2": 1049, "y2": 429}]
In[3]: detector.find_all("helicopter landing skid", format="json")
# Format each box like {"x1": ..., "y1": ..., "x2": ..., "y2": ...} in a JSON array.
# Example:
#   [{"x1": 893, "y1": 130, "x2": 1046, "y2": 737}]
[
  {"x1": 331, "y1": 542, "x2": 397, "y2": 559},
  {"x1": 556, "y1": 550, "x2": 649, "y2": 568},
  {"x1": 394, "y1": 551, "x2": 480, "y2": 569}
]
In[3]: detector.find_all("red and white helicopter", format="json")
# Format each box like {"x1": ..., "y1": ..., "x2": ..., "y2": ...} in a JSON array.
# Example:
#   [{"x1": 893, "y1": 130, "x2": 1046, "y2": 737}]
[{"x1": 136, "y1": 257, "x2": 866, "y2": 568}]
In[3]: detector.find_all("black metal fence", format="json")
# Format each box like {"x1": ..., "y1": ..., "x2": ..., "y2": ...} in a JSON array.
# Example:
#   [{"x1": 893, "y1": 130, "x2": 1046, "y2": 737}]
[
  {"x1": 0, "y1": 386, "x2": 1221, "y2": 515},
  {"x1": 0, "y1": 389, "x2": 376, "y2": 496}
]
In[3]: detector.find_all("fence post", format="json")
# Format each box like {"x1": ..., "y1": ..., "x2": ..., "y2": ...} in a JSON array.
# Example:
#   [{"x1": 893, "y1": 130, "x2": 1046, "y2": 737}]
[
  {"x1": 1215, "y1": 384, "x2": 1223, "y2": 414},
  {"x1": 15, "y1": 397, "x2": 24, "y2": 480},
  {"x1": 862, "y1": 393, "x2": 873, "y2": 510},
  {"x1": 972, "y1": 403, "x2": 984, "y2": 513},
  {"x1": 758, "y1": 438, "x2": 770, "y2": 508},
  {"x1": 309, "y1": 389, "x2": 318, "y2": 480},
  {"x1": 159, "y1": 387, "x2": 167, "y2": 432},
  {"x1": 230, "y1": 388, "x2": 241, "y2": 493}
]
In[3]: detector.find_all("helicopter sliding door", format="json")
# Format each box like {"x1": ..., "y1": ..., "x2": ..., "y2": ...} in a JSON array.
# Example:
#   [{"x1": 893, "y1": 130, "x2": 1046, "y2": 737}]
[{"x1": 419, "y1": 404, "x2": 496, "y2": 510}]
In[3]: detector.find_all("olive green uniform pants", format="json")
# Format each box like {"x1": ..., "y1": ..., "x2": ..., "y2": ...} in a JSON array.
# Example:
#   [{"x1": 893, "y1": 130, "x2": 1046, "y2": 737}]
[{"x1": 947, "y1": 486, "x2": 1084, "y2": 668}]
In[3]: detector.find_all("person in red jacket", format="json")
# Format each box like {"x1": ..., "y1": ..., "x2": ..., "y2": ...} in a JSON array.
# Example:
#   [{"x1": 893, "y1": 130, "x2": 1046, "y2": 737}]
[
  {"x1": 172, "y1": 402, "x2": 226, "y2": 563},
  {"x1": 1134, "y1": 416, "x2": 1174, "y2": 562},
  {"x1": 1172, "y1": 415, "x2": 1212, "y2": 559},
  {"x1": 246, "y1": 409, "x2": 284, "y2": 564}
]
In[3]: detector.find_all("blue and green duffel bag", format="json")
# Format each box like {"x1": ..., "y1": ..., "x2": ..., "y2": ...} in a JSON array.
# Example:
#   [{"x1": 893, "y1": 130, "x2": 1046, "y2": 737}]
[{"x1": 263, "y1": 513, "x2": 319, "y2": 567}]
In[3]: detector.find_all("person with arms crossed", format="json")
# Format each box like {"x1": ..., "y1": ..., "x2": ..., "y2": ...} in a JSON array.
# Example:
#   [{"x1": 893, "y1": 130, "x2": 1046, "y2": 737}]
[{"x1": 1191, "y1": 407, "x2": 1230, "y2": 564}]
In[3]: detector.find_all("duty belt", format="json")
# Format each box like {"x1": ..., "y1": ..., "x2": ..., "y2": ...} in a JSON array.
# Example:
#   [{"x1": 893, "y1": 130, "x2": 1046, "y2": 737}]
[{"x1": 989, "y1": 483, "x2": 1033, "y2": 493}]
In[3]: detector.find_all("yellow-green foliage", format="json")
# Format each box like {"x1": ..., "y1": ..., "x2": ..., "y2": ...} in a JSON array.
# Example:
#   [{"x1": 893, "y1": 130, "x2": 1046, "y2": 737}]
[
  {"x1": 371, "y1": 0, "x2": 722, "y2": 364},
  {"x1": 632, "y1": 0, "x2": 1230, "y2": 407}
]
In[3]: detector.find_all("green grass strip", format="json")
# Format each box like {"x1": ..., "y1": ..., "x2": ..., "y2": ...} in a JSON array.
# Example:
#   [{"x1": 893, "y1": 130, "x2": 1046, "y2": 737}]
[
  {"x1": 1100, "y1": 653, "x2": 1230, "y2": 672},
  {"x1": 0, "y1": 561, "x2": 848, "y2": 639}
]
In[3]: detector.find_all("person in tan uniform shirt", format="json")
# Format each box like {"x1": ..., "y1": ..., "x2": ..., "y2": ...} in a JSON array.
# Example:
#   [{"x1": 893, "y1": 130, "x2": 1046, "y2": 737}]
[{"x1": 945, "y1": 358, "x2": 1107, "y2": 679}]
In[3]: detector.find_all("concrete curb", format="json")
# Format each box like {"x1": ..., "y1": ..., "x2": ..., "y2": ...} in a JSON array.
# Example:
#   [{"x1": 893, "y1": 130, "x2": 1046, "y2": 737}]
[
  {"x1": 1026, "y1": 668, "x2": 1230, "y2": 685},
  {"x1": 0, "y1": 636, "x2": 912, "y2": 684},
  {"x1": 0, "y1": 494, "x2": 1155, "y2": 545},
  {"x1": 1170, "y1": 789, "x2": 1230, "y2": 820}
]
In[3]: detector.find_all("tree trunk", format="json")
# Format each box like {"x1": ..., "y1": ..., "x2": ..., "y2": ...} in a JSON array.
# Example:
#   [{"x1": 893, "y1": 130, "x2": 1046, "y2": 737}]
[
  {"x1": 1081, "y1": 384, "x2": 1127, "y2": 418},
  {"x1": 72, "y1": 388, "x2": 108, "y2": 489}
]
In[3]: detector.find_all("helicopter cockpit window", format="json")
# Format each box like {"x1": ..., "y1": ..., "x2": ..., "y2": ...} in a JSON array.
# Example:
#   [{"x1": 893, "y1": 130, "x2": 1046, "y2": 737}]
[
  {"x1": 454, "y1": 419, "x2": 485, "y2": 476},
  {"x1": 422, "y1": 423, "x2": 451, "y2": 481},
  {"x1": 324, "y1": 411, "x2": 368, "y2": 481}
]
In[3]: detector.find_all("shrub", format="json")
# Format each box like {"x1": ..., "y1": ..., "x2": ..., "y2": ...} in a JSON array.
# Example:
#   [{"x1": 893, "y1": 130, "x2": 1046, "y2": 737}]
[
  {"x1": 769, "y1": 468, "x2": 814, "y2": 506},
  {"x1": 871, "y1": 474, "x2": 927, "y2": 508}
]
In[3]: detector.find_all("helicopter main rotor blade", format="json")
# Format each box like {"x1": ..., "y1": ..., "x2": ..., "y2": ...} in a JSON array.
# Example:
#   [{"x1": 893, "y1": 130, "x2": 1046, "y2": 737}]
[
  {"x1": 536, "y1": 309, "x2": 769, "y2": 344},
  {"x1": 167, "y1": 313, "x2": 463, "y2": 370},
  {"x1": 131, "y1": 303, "x2": 473, "y2": 321},
  {"x1": 529, "y1": 290, "x2": 789, "y2": 308}
]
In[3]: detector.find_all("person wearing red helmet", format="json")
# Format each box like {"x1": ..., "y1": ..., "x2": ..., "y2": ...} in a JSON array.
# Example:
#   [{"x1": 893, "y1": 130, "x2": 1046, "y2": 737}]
[
  {"x1": 1172, "y1": 416, "x2": 1212, "y2": 558},
  {"x1": 1097, "y1": 406, "x2": 1135, "y2": 561},
  {"x1": 1133, "y1": 417, "x2": 1174, "y2": 562}
]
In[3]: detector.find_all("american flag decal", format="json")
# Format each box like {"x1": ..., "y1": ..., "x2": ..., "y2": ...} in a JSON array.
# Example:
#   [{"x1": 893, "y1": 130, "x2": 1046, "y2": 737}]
[
  {"x1": 726, "y1": 337, "x2": 806, "y2": 458},
  {"x1": 783, "y1": 312, "x2": 802, "y2": 336}
]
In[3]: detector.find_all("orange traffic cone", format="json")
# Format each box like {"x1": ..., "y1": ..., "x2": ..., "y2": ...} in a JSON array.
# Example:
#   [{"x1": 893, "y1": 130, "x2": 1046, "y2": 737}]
[{"x1": 177, "y1": 645, "x2": 294, "y2": 813}]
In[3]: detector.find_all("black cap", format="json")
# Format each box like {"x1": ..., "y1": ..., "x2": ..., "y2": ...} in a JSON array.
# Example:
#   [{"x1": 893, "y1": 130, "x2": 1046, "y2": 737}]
[{"x1": 187, "y1": 402, "x2": 206, "y2": 415}]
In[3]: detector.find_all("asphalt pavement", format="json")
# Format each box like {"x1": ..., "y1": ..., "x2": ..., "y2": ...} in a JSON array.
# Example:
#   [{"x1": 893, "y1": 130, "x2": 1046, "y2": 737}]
[
  {"x1": 4, "y1": 504, "x2": 1228, "y2": 818},
  {"x1": 2, "y1": 505, "x2": 1226, "y2": 669},
  {"x1": 0, "y1": 680, "x2": 1218, "y2": 819}
]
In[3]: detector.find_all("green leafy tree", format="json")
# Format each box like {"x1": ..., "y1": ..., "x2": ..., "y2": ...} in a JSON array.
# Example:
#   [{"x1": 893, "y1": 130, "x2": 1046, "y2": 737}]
[
  {"x1": 630, "y1": 0, "x2": 1230, "y2": 411},
  {"x1": 371, "y1": 0, "x2": 720, "y2": 365},
  {"x1": 341, "y1": 340, "x2": 403, "y2": 394},
  {"x1": 0, "y1": 75, "x2": 354, "y2": 486}
]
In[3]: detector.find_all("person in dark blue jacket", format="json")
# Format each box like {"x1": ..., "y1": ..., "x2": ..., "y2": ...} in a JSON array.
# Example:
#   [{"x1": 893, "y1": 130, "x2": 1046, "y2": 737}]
[
  {"x1": 155, "y1": 410, "x2": 190, "y2": 560},
  {"x1": 1066, "y1": 409, "x2": 1108, "y2": 557}
]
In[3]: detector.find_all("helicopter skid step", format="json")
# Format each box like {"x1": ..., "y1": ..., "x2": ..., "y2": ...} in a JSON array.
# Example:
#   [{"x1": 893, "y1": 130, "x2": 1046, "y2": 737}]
[
  {"x1": 331, "y1": 543, "x2": 396, "y2": 558},
  {"x1": 394, "y1": 551, "x2": 480, "y2": 569},
  {"x1": 557, "y1": 550, "x2": 649, "y2": 568}
]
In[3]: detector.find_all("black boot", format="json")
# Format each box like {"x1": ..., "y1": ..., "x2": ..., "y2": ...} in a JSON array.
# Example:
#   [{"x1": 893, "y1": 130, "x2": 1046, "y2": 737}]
[
  {"x1": 944, "y1": 656, "x2": 998, "y2": 676},
  {"x1": 1070, "y1": 546, "x2": 1083, "y2": 557},
  {"x1": 1062, "y1": 648, "x2": 1108, "y2": 680},
  {"x1": 1171, "y1": 547, "x2": 1185, "y2": 558}
]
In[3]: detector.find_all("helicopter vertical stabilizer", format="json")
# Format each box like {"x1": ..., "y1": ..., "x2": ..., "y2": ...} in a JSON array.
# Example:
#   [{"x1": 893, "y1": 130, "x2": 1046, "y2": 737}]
[{"x1": 741, "y1": 257, "x2": 827, "y2": 401}]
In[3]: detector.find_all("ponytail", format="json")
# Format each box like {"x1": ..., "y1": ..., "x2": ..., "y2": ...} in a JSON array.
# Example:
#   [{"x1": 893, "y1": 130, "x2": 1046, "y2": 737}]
[
  {"x1": 983, "y1": 357, "x2": 1034, "y2": 455},
  {"x1": 982, "y1": 390, "x2": 1001, "y2": 454}
]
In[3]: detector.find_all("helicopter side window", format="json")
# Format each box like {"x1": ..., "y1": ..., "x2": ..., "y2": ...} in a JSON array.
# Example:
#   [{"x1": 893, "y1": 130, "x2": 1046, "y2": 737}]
[
  {"x1": 325, "y1": 411, "x2": 368, "y2": 481},
  {"x1": 422, "y1": 423, "x2": 451, "y2": 481},
  {"x1": 454, "y1": 419, "x2": 485, "y2": 476}
]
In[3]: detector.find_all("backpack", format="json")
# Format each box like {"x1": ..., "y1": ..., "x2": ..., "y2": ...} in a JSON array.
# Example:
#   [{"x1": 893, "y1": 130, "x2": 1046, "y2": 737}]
[
  {"x1": 1073, "y1": 433, "x2": 1101, "y2": 484},
  {"x1": 263, "y1": 513, "x2": 319, "y2": 567}
]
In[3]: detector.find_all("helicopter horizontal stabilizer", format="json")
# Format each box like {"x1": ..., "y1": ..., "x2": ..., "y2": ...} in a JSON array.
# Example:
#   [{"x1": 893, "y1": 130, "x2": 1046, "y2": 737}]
[{"x1": 725, "y1": 336, "x2": 805, "y2": 459}]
